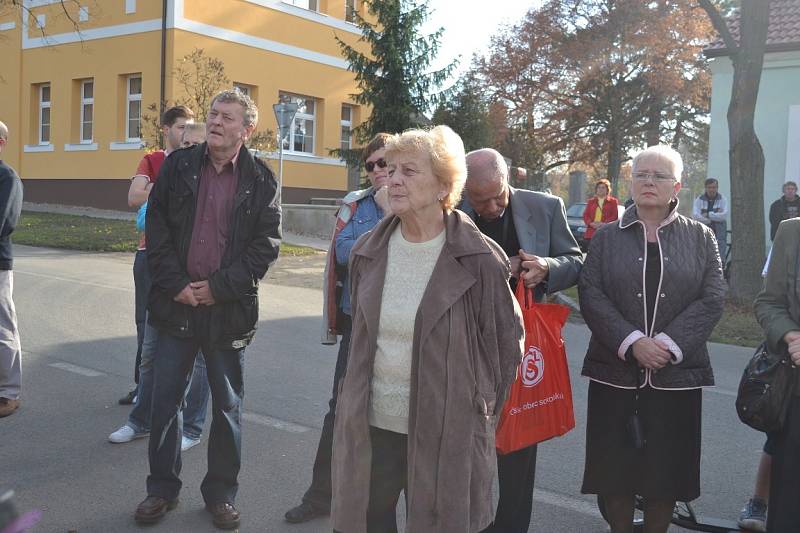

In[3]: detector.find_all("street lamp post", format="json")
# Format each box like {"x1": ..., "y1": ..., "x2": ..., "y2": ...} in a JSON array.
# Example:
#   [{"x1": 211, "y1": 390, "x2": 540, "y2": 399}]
[{"x1": 272, "y1": 101, "x2": 299, "y2": 198}]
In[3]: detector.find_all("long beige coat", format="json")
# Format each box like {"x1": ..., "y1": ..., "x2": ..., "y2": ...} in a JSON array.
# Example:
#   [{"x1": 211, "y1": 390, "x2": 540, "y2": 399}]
[{"x1": 331, "y1": 210, "x2": 525, "y2": 533}]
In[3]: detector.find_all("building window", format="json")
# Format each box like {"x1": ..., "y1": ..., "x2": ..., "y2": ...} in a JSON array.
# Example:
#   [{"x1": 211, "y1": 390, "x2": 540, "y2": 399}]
[
  {"x1": 280, "y1": 93, "x2": 316, "y2": 154},
  {"x1": 125, "y1": 0, "x2": 136, "y2": 14},
  {"x1": 39, "y1": 84, "x2": 51, "y2": 145},
  {"x1": 126, "y1": 75, "x2": 142, "y2": 141},
  {"x1": 284, "y1": 0, "x2": 318, "y2": 11},
  {"x1": 345, "y1": 0, "x2": 357, "y2": 22},
  {"x1": 233, "y1": 83, "x2": 251, "y2": 97},
  {"x1": 79, "y1": 6, "x2": 89, "y2": 22},
  {"x1": 340, "y1": 105, "x2": 353, "y2": 151},
  {"x1": 80, "y1": 80, "x2": 94, "y2": 143}
]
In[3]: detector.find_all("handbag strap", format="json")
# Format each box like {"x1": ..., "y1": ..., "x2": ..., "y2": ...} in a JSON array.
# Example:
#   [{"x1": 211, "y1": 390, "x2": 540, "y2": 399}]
[{"x1": 514, "y1": 278, "x2": 536, "y2": 310}]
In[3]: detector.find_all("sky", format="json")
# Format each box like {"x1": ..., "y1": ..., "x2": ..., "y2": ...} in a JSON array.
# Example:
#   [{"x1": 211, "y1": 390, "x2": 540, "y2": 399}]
[{"x1": 422, "y1": 0, "x2": 544, "y2": 83}]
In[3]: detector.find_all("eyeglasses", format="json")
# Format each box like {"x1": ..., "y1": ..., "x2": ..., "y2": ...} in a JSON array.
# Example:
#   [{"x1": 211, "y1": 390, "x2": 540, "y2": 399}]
[
  {"x1": 633, "y1": 171, "x2": 676, "y2": 183},
  {"x1": 365, "y1": 158, "x2": 387, "y2": 172}
]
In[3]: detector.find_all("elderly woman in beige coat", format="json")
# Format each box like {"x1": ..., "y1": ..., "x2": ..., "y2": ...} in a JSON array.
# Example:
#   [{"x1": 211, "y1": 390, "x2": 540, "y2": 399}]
[{"x1": 331, "y1": 126, "x2": 524, "y2": 533}]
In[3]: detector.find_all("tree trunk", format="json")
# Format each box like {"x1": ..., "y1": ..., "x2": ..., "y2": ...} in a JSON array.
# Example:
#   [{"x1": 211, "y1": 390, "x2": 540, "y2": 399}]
[
  {"x1": 727, "y1": 0, "x2": 770, "y2": 304},
  {"x1": 645, "y1": 100, "x2": 663, "y2": 146},
  {"x1": 607, "y1": 130, "x2": 623, "y2": 197}
]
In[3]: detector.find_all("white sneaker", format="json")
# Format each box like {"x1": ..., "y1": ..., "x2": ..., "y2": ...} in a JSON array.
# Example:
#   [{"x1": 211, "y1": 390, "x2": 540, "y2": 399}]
[
  {"x1": 108, "y1": 424, "x2": 149, "y2": 443},
  {"x1": 181, "y1": 436, "x2": 201, "y2": 452}
]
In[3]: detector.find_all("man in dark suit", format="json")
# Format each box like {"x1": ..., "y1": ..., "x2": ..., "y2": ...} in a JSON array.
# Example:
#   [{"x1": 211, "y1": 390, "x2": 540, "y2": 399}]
[{"x1": 463, "y1": 148, "x2": 583, "y2": 533}]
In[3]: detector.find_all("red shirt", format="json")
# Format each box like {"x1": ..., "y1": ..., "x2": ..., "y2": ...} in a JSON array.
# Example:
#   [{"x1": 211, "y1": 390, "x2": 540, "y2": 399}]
[
  {"x1": 186, "y1": 151, "x2": 240, "y2": 281},
  {"x1": 135, "y1": 150, "x2": 167, "y2": 250}
]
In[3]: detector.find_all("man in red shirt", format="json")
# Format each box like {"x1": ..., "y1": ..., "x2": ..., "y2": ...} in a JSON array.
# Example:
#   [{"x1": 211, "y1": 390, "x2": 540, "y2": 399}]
[
  {"x1": 120, "y1": 105, "x2": 193, "y2": 404},
  {"x1": 109, "y1": 106, "x2": 210, "y2": 453}
]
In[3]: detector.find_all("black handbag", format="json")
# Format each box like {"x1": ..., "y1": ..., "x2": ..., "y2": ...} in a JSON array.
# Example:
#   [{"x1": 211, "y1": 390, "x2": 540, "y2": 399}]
[{"x1": 736, "y1": 342, "x2": 796, "y2": 433}]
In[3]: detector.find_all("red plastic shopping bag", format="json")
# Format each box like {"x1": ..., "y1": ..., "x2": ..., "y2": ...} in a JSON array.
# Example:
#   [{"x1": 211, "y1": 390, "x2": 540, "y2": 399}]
[{"x1": 495, "y1": 283, "x2": 575, "y2": 454}]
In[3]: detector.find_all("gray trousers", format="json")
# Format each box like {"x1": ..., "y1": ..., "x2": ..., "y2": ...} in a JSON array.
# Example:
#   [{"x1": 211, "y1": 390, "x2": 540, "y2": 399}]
[{"x1": 0, "y1": 270, "x2": 20, "y2": 400}]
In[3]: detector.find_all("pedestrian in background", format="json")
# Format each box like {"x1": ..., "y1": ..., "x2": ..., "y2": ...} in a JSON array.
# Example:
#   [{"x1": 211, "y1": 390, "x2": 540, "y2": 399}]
[
  {"x1": 120, "y1": 105, "x2": 194, "y2": 405},
  {"x1": 579, "y1": 145, "x2": 725, "y2": 533},
  {"x1": 692, "y1": 178, "x2": 728, "y2": 262},
  {"x1": 768, "y1": 181, "x2": 799, "y2": 242},
  {"x1": 331, "y1": 126, "x2": 524, "y2": 533},
  {"x1": 109, "y1": 107, "x2": 209, "y2": 453},
  {"x1": 0, "y1": 120, "x2": 24, "y2": 418},
  {"x1": 284, "y1": 132, "x2": 391, "y2": 524},
  {"x1": 133, "y1": 89, "x2": 281, "y2": 530},
  {"x1": 582, "y1": 178, "x2": 619, "y2": 243},
  {"x1": 462, "y1": 148, "x2": 583, "y2": 533},
  {"x1": 754, "y1": 217, "x2": 800, "y2": 532}
]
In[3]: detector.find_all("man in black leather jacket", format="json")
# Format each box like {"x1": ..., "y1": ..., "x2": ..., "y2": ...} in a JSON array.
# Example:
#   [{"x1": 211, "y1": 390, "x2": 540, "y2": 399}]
[{"x1": 134, "y1": 89, "x2": 281, "y2": 530}]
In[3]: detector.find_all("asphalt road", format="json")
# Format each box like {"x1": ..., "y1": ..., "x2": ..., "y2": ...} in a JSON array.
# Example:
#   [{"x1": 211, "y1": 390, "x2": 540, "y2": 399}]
[{"x1": 1, "y1": 245, "x2": 762, "y2": 533}]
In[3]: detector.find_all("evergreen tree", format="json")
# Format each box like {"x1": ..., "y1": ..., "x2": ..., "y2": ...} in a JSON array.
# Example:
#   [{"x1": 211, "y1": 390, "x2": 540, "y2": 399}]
[
  {"x1": 336, "y1": 0, "x2": 456, "y2": 162},
  {"x1": 432, "y1": 71, "x2": 491, "y2": 152}
]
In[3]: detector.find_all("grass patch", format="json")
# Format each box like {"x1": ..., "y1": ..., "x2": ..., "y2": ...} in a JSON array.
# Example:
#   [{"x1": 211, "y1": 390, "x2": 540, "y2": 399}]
[
  {"x1": 14, "y1": 211, "x2": 321, "y2": 256},
  {"x1": 15, "y1": 211, "x2": 139, "y2": 252},
  {"x1": 557, "y1": 285, "x2": 762, "y2": 348}
]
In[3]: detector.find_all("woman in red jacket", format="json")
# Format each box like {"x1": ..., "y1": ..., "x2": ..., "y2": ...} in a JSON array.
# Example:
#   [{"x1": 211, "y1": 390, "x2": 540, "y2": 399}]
[{"x1": 583, "y1": 178, "x2": 619, "y2": 242}]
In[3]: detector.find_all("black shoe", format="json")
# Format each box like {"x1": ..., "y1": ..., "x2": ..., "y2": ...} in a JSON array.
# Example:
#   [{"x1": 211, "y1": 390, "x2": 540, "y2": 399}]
[
  {"x1": 118, "y1": 388, "x2": 137, "y2": 405},
  {"x1": 284, "y1": 501, "x2": 329, "y2": 524}
]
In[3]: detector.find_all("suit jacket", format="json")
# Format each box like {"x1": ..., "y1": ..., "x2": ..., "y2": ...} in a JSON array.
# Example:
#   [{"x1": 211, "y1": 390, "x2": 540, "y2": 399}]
[{"x1": 460, "y1": 187, "x2": 584, "y2": 296}]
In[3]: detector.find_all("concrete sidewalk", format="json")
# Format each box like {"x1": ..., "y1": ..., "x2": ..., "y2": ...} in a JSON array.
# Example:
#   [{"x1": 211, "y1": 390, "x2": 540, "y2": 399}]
[{"x1": 22, "y1": 201, "x2": 330, "y2": 251}]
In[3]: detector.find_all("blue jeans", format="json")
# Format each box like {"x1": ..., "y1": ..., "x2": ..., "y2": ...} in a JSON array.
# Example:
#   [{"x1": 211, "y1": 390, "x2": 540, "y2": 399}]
[
  {"x1": 128, "y1": 322, "x2": 209, "y2": 439},
  {"x1": 146, "y1": 326, "x2": 245, "y2": 504},
  {"x1": 133, "y1": 249, "x2": 151, "y2": 384}
]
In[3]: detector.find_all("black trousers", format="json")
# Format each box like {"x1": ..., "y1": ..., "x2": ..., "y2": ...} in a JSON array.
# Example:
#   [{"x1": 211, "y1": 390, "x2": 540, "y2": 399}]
[
  {"x1": 767, "y1": 395, "x2": 800, "y2": 531},
  {"x1": 333, "y1": 426, "x2": 407, "y2": 533},
  {"x1": 303, "y1": 320, "x2": 351, "y2": 511},
  {"x1": 491, "y1": 444, "x2": 538, "y2": 533}
]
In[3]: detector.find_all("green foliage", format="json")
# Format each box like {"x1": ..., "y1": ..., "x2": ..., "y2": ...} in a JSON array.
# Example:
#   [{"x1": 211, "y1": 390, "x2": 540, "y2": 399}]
[
  {"x1": 431, "y1": 71, "x2": 491, "y2": 152},
  {"x1": 336, "y1": 0, "x2": 456, "y2": 148}
]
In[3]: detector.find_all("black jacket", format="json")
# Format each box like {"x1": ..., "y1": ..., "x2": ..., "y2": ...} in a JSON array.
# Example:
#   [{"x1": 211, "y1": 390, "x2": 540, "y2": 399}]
[
  {"x1": 579, "y1": 202, "x2": 726, "y2": 389},
  {"x1": 145, "y1": 143, "x2": 282, "y2": 348},
  {"x1": 769, "y1": 196, "x2": 800, "y2": 241},
  {"x1": 0, "y1": 161, "x2": 23, "y2": 271}
]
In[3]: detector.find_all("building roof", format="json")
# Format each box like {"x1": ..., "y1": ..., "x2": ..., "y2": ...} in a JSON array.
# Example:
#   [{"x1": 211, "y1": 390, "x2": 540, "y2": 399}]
[{"x1": 704, "y1": 0, "x2": 800, "y2": 58}]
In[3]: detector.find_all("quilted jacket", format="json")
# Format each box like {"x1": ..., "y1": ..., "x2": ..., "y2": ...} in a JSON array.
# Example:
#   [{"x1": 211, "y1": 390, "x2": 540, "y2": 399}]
[{"x1": 578, "y1": 201, "x2": 727, "y2": 389}]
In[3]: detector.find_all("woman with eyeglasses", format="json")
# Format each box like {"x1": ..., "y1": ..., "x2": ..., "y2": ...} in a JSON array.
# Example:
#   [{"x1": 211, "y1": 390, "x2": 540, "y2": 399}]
[
  {"x1": 284, "y1": 133, "x2": 392, "y2": 524},
  {"x1": 578, "y1": 145, "x2": 726, "y2": 533}
]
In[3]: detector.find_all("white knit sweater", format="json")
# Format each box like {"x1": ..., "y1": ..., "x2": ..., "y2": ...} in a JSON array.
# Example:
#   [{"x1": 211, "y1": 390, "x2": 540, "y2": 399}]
[{"x1": 369, "y1": 225, "x2": 445, "y2": 434}]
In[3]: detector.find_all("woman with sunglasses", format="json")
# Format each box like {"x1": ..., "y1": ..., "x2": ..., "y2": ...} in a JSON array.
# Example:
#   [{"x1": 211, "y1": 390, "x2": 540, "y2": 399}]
[
  {"x1": 284, "y1": 133, "x2": 392, "y2": 525},
  {"x1": 578, "y1": 145, "x2": 725, "y2": 533}
]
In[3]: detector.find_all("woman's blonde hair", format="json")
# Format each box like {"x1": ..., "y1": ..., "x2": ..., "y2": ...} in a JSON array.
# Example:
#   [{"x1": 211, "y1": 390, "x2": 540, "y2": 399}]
[{"x1": 384, "y1": 125, "x2": 467, "y2": 212}]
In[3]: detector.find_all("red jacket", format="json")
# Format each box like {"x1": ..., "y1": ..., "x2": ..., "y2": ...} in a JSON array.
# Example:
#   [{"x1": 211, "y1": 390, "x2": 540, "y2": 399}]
[{"x1": 583, "y1": 195, "x2": 619, "y2": 240}]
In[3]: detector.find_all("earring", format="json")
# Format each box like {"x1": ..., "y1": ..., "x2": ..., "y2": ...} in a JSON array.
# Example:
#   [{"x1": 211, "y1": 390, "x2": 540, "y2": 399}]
[{"x1": 437, "y1": 193, "x2": 445, "y2": 201}]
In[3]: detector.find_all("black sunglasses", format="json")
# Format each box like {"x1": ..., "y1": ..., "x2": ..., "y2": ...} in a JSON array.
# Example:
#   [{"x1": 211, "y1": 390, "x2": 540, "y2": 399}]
[{"x1": 365, "y1": 158, "x2": 387, "y2": 172}]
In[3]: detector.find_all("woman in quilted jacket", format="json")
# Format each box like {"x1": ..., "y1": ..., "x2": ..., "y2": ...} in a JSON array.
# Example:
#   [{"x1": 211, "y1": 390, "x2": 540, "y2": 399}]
[{"x1": 578, "y1": 145, "x2": 726, "y2": 533}]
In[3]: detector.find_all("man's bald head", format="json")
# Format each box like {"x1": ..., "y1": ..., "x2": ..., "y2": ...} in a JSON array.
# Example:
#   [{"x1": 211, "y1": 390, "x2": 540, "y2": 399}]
[
  {"x1": 0, "y1": 121, "x2": 7, "y2": 153},
  {"x1": 466, "y1": 148, "x2": 508, "y2": 187},
  {"x1": 465, "y1": 148, "x2": 510, "y2": 220}
]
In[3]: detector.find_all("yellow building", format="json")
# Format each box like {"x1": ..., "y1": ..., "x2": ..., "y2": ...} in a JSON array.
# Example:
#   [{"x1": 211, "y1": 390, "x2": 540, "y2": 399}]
[{"x1": 0, "y1": 0, "x2": 368, "y2": 208}]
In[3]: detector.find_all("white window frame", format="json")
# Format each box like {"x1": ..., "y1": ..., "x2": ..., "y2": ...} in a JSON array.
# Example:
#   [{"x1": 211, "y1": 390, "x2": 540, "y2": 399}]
[
  {"x1": 126, "y1": 75, "x2": 142, "y2": 142},
  {"x1": 345, "y1": 0, "x2": 357, "y2": 23},
  {"x1": 281, "y1": 93, "x2": 316, "y2": 155},
  {"x1": 283, "y1": 0, "x2": 318, "y2": 11},
  {"x1": 125, "y1": 0, "x2": 136, "y2": 14},
  {"x1": 38, "y1": 84, "x2": 51, "y2": 145},
  {"x1": 80, "y1": 79, "x2": 94, "y2": 143},
  {"x1": 340, "y1": 104, "x2": 353, "y2": 151},
  {"x1": 78, "y1": 6, "x2": 89, "y2": 22}
]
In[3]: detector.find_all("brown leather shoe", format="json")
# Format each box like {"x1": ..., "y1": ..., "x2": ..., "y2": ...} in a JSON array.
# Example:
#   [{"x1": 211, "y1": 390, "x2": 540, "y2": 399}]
[
  {"x1": 0, "y1": 398, "x2": 19, "y2": 418},
  {"x1": 134, "y1": 495, "x2": 178, "y2": 525},
  {"x1": 206, "y1": 502, "x2": 240, "y2": 529}
]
